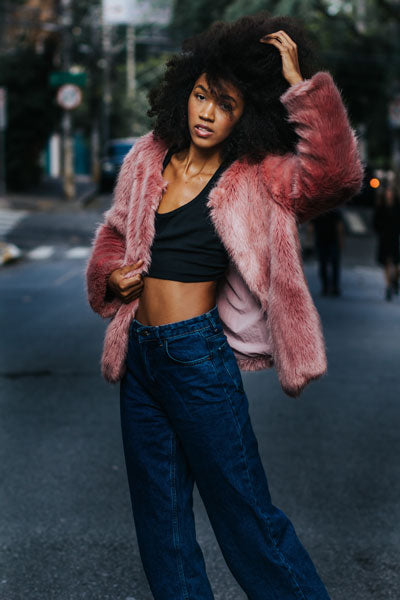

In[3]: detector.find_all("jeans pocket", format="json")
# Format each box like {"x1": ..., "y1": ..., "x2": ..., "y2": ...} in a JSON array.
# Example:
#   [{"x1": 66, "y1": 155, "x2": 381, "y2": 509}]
[{"x1": 164, "y1": 331, "x2": 212, "y2": 365}]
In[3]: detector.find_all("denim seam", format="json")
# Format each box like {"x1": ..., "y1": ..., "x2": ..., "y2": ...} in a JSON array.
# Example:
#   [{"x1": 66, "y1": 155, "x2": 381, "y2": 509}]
[
  {"x1": 169, "y1": 432, "x2": 190, "y2": 600},
  {"x1": 220, "y1": 346, "x2": 244, "y2": 393},
  {"x1": 226, "y1": 394, "x2": 307, "y2": 600},
  {"x1": 209, "y1": 353, "x2": 234, "y2": 401},
  {"x1": 133, "y1": 324, "x2": 215, "y2": 341}
]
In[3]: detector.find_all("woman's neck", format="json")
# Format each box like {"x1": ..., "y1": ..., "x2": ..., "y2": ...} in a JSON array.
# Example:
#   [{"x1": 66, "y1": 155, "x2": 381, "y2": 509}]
[{"x1": 176, "y1": 143, "x2": 223, "y2": 175}]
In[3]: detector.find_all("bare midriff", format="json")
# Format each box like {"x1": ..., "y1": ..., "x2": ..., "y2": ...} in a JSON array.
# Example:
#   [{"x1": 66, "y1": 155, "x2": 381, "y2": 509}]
[{"x1": 134, "y1": 277, "x2": 217, "y2": 326}]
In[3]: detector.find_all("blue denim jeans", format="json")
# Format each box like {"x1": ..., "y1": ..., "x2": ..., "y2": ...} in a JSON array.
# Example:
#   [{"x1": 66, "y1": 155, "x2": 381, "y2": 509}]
[{"x1": 120, "y1": 304, "x2": 330, "y2": 600}]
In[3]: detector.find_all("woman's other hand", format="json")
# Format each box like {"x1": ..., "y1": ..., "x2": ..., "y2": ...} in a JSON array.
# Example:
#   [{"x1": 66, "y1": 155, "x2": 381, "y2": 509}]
[
  {"x1": 107, "y1": 259, "x2": 144, "y2": 304},
  {"x1": 259, "y1": 30, "x2": 303, "y2": 86}
]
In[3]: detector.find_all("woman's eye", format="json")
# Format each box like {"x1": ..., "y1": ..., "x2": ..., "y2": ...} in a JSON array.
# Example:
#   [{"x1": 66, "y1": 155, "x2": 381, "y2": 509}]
[
  {"x1": 221, "y1": 103, "x2": 232, "y2": 112},
  {"x1": 194, "y1": 93, "x2": 232, "y2": 112}
]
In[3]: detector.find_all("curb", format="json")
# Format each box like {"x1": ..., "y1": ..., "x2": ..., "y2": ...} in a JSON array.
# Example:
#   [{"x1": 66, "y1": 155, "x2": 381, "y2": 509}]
[
  {"x1": 0, "y1": 179, "x2": 98, "y2": 213},
  {"x1": 78, "y1": 184, "x2": 98, "y2": 208}
]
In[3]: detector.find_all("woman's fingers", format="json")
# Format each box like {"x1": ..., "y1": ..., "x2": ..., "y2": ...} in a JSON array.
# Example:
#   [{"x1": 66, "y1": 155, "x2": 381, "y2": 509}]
[
  {"x1": 120, "y1": 277, "x2": 144, "y2": 303},
  {"x1": 119, "y1": 274, "x2": 143, "y2": 294},
  {"x1": 259, "y1": 30, "x2": 296, "y2": 49},
  {"x1": 109, "y1": 259, "x2": 146, "y2": 303},
  {"x1": 119, "y1": 259, "x2": 144, "y2": 276},
  {"x1": 259, "y1": 29, "x2": 303, "y2": 86},
  {"x1": 273, "y1": 30, "x2": 297, "y2": 48}
]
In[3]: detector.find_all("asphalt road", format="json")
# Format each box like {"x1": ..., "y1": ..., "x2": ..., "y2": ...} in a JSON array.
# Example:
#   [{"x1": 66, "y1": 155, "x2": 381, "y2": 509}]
[{"x1": 0, "y1": 203, "x2": 399, "y2": 600}]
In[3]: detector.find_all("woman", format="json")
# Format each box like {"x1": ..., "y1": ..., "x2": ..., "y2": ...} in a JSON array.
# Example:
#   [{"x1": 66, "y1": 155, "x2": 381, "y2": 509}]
[
  {"x1": 372, "y1": 179, "x2": 400, "y2": 301},
  {"x1": 86, "y1": 12, "x2": 363, "y2": 600}
]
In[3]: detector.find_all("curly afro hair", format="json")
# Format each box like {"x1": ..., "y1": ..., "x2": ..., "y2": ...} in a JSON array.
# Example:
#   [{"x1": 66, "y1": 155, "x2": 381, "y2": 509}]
[{"x1": 147, "y1": 11, "x2": 320, "y2": 164}]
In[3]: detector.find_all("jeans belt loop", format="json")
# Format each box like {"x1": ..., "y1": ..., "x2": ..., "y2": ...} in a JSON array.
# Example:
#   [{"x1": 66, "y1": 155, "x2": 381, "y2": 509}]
[{"x1": 206, "y1": 309, "x2": 219, "y2": 332}]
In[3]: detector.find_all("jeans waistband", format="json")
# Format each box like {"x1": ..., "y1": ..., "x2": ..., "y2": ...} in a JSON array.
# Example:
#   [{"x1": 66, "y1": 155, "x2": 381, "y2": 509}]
[{"x1": 129, "y1": 304, "x2": 222, "y2": 341}]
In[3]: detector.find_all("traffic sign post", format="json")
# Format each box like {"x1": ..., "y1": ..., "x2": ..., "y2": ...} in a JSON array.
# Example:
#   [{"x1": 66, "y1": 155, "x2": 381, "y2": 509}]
[
  {"x1": 0, "y1": 87, "x2": 7, "y2": 197},
  {"x1": 56, "y1": 84, "x2": 83, "y2": 200},
  {"x1": 388, "y1": 94, "x2": 400, "y2": 172},
  {"x1": 388, "y1": 94, "x2": 400, "y2": 129}
]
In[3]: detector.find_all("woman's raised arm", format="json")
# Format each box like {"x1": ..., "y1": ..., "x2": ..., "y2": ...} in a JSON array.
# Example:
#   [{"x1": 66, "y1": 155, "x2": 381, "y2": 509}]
[{"x1": 261, "y1": 70, "x2": 364, "y2": 223}]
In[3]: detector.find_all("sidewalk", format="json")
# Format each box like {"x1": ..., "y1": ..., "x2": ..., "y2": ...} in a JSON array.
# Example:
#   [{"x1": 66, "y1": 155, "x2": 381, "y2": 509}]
[
  {"x1": 0, "y1": 174, "x2": 97, "y2": 213},
  {"x1": 0, "y1": 175, "x2": 98, "y2": 265}
]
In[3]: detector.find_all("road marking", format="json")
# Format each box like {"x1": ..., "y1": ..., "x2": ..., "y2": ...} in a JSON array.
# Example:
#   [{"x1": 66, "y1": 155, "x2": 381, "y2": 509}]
[
  {"x1": 65, "y1": 246, "x2": 91, "y2": 258},
  {"x1": 14, "y1": 245, "x2": 92, "y2": 262},
  {"x1": 27, "y1": 245, "x2": 55, "y2": 260},
  {"x1": 0, "y1": 209, "x2": 28, "y2": 237},
  {"x1": 53, "y1": 267, "x2": 82, "y2": 286},
  {"x1": 342, "y1": 209, "x2": 367, "y2": 234}
]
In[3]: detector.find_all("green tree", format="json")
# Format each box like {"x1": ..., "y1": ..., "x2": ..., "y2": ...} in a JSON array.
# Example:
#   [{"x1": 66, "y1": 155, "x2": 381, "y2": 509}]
[{"x1": 0, "y1": 43, "x2": 61, "y2": 190}]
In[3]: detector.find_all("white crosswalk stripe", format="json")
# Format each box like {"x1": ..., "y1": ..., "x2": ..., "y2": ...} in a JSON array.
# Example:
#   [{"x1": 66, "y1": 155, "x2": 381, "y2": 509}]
[
  {"x1": 0, "y1": 209, "x2": 29, "y2": 238},
  {"x1": 1, "y1": 244, "x2": 94, "y2": 265},
  {"x1": 65, "y1": 246, "x2": 91, "y2": 259},
  {"x1": 23, "y1": 245, "x2": 92, "y2": 261},
  {"x1": 27, "y1": 245, "x2": 56, "y2": 260}
]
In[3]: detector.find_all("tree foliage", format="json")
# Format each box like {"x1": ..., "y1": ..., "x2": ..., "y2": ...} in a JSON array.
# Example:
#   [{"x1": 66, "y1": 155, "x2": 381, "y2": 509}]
[{"x1": 0, "y1": 42, "x2": 61, "y2": 190}]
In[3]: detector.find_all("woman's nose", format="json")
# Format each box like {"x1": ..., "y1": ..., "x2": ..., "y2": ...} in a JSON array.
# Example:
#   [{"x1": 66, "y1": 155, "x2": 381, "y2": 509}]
[{"x1": 200, "y1": 101, "x2": 215, "y2": 120}]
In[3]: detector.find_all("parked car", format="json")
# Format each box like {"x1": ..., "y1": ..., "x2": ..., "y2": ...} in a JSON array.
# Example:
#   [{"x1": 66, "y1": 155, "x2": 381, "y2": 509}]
[{"x1": 100, "y1": 137, "x2": 139, "y2": 192}]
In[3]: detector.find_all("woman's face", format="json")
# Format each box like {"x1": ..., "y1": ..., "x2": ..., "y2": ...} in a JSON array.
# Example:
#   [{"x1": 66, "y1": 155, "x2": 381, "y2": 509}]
[{"x1": 187, "y1": 72, "x2": 244, "y2": 150}]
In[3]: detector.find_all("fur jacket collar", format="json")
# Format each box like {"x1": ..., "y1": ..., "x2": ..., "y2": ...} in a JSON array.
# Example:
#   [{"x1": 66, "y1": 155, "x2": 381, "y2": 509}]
[{"x1": 85, "y1": 71, "x2": 363, "y2": 397}]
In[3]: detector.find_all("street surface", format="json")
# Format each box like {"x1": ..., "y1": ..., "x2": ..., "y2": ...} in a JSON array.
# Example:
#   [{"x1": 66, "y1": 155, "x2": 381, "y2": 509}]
[{"x1": 1, "y1": 197, "x2": 399, "y2": 600}]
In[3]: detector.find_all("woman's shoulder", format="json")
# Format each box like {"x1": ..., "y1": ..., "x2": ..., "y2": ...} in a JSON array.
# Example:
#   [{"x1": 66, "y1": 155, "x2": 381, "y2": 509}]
[
  {"x1": 124, "y1": 130, "x2": 156, "y2": 160},
  {"x1": 122, "y1": 130, "x2": 168, "y2": 170}
]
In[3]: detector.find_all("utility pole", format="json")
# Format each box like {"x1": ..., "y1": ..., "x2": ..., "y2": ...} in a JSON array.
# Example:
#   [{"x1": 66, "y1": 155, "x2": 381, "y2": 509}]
[
  {"x1": 61, "y1": 0, "x2": 75, "y2": 200},
  {"x1": 389, "y1": 93, "x2": 400, "y2": 173},
  {"x1": 102, "y1": 21, "x2": 112, "y2": 154},
  {"x1": 89, "y1": 4, "x2": 102, "y2": 186},
  {"x1": 126, "y1": 24, "x2": 136, "y2": 100},
  {"x1": 354, "y1": 0, "x2": 367, "y2": 34},
  {"x1": 0, "y1": 87, "x2": 6, "y2": 198}
]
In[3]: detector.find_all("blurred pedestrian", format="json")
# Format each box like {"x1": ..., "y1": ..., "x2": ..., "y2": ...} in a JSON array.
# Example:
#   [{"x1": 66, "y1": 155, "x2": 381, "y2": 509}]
[
  {"x1": 311, "y1": 207, "x2": 345, "y2": 296},
  {"x1": 86, "y1": 12, "x2": 362, "y2": 600},
  {"x1": 372, "y1": 180, "x2": 400, "y2": 301}
]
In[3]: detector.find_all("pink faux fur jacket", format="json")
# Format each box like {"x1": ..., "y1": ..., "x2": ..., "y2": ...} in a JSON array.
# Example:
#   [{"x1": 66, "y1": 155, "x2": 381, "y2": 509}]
[{"x1": 85, "y1": 71, "x2": 363, "y2": 397}]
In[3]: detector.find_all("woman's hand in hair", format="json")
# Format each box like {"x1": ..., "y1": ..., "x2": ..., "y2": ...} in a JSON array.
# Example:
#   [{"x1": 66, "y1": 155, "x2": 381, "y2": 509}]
[
  {"x1": 259, "y1": 30, "x2": 303, "y2": 86},
  {"x1": 107, "y1": 259, "x2": 144, "y2": 304}
]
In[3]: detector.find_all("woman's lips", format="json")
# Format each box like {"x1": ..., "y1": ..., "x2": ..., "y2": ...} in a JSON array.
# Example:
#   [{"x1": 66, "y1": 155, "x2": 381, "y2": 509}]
[{"x1": 194, "y1": 125, "x2": 213, "y2": 137}]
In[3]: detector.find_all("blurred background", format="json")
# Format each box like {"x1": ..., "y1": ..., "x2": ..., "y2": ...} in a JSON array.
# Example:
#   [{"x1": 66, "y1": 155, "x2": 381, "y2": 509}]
[
  {"x1": 1, "y1": 2, "x2": 400, "y2": 600},
  {"x1": 0, "y1": 0, "x2": 399, "y2": 200}
]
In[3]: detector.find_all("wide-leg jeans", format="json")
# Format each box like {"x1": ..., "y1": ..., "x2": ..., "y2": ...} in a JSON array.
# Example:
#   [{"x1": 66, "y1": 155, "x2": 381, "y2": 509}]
[{"x1": 120, "y1": 304, "x2": 331, "y2": 600}]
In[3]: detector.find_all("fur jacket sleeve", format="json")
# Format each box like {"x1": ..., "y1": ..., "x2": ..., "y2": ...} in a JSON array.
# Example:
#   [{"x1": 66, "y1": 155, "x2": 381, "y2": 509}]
[
  {"x1": 85, "y1": 144, "x2": 137, "y2": 318},
  {"x1": 261, "y1": 71, "x2": 363, "y2": 224}
]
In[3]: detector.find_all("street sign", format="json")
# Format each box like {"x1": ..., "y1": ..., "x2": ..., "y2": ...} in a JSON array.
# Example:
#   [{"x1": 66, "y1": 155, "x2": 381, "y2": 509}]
[
  {"x1": 102, "y1": 0, "x2": 171, "y2": 25},
  {"x1": 56, "y1": 84, "x2": 82, "y2": 110},
  {"x1": 50, "y1": 72, "x2": 87, "y2": 88},
  {"x1": 103, "y1": 0, "x2": 134, "y2": 24},
  {"x1": 0, "y1": 87, "x2": 7, "y2": 130}
]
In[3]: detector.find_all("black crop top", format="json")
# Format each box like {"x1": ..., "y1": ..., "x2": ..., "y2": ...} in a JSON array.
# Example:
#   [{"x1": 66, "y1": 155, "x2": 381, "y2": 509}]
[{"x1": 144, "y1": 149, "x2": 231, "y2": 282}]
